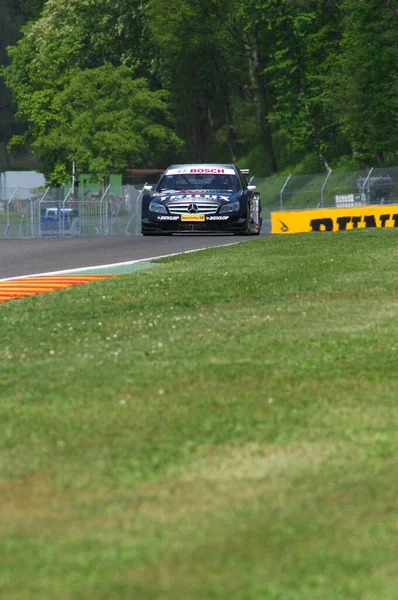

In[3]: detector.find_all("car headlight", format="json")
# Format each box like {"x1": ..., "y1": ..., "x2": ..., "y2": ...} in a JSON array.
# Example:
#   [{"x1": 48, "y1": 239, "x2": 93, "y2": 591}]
[
  {"x1": 220, "y1": 201, "x2": 240, "y2": 214},
  {"x1": 149, "y1": 201, "x2": 167, "y2": 214}
]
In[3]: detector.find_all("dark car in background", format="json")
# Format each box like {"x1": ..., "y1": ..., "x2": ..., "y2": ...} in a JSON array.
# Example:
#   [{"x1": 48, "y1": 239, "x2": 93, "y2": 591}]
[{"x1": 141, "y1": 163, "x2": 262, "y2": 235}]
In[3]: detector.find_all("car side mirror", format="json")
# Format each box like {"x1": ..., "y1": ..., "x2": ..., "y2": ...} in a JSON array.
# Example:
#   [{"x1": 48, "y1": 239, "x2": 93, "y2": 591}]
[
  {"x1": 143, "y1": 185, "x2": 153, "y2": 192},
  {"x1": 247, "y1": 185, "x2": 256, "y2": 192}
]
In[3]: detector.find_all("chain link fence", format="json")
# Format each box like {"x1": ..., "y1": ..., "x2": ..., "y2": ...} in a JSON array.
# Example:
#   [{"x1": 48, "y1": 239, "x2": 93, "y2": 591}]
[
  {"x1": 3, "y1": 167, "x2": 398, "y2": 237},
  {"x1": 253, "y1": 166, "x2": 398, "y2": 232},
  {"x1": 0, "y1": 184, "x2": 144, "y2": 238}
]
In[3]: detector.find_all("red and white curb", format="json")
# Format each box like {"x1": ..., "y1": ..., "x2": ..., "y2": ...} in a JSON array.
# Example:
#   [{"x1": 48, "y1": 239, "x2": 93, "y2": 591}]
[{"x1": 0, "y1": 242, "x2": 240, "y2": 303}]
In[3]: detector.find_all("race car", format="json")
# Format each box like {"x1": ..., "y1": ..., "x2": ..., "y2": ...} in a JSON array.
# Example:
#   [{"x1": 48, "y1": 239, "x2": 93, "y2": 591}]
[{"x1": 141, "y1": 163, "x2": 262, "y2": 235}]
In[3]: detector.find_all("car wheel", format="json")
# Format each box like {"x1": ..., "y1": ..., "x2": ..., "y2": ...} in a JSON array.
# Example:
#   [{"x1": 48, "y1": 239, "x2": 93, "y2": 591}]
[{"x1": 235, "y1": 206, "x2": 251, "y2": 236}]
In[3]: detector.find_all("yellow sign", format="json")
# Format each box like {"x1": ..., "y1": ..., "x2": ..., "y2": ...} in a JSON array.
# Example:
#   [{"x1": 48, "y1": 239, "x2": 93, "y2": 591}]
[
  {"x1": 271, "y1": 205, "x2": 398, "y2": 234},
  {"x1": 181, "y1": 214, "x2": 205, "y2": 222}
]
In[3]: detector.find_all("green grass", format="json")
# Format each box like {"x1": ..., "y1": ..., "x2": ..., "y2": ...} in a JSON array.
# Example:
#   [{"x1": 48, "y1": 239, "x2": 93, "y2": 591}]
[{"x1": 1, "y1": 230, "x2": 398, "y2": 599}]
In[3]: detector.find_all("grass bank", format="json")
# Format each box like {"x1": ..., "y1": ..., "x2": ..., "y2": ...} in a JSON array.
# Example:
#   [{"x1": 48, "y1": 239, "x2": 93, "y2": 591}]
[{"x1": 1, "y1": 230, "x2": 398, "y2": 599}]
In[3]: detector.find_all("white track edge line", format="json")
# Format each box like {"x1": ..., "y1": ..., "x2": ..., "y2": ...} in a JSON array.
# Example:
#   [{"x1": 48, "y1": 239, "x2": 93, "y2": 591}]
[{"x1": 0, "y1": 242, "x2": 240, "y2": 282}]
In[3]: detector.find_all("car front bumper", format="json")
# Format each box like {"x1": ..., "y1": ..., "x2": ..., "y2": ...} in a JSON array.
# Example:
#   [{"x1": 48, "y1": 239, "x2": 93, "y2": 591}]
[{"x1": 142, "y1": 214, "x2": 247, "y2": 234}]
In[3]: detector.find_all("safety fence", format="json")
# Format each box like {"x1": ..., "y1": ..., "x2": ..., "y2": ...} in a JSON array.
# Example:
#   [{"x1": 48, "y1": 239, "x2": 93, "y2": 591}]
[
  {"x1": 253, "y1": 166, "x2": 398, "y2": 231},
  {"x1": 3, "y1": 166, "x2": 398, "y2": 237},
  {"x1": 0, "y1": 184, "x2": 143, "y2": 238}
]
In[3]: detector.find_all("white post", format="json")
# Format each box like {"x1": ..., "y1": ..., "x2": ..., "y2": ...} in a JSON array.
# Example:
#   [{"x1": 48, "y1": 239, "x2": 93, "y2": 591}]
[
  {"x1": 5, "y1": 187, "x2": 20, "y2": 236},
  {"x1": 100, "y1": 184, "x2": 111, "y2": 235},
  {"x1": 280, "y1": 174, "x2": 291, "y2": 209},
  {"x1": 361, "y1": 167, "x2": 374, "y2": 204},
  {"x1": 320, "y1": 170, "x2": 332, "y2": 208},
  {"x1": 0, "y1": 171, "x2": 5, "y2": 202}
]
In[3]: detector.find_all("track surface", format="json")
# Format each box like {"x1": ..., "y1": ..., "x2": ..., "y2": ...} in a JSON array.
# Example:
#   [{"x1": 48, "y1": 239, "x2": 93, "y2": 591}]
[{"x1": 0, "y1": 234, "x2": 265, "y2": 280}]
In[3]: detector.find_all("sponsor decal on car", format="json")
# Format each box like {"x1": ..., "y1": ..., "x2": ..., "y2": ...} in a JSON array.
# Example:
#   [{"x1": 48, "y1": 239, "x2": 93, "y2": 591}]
[
  {"x1": 271, "y1": 205, "x2": 398, "y2": 234},
  {"x1": 159, "y1": 194, "x2": 230, "y2": 202},
  {"x1": 157, "y1": 215, "x2": 179, "y2": 221},
  {"x1": 171, "y1": 194, "x2": 230, "y2": 202},
  {"x1": 181, "y1": 214, "x2": 205, "y2": 222},
  {"x1": 207, "y1": 215, "x2": 229, "y2": 221},
  {"x1": 166, "y1": 166, "x2": 235, "y2": 176},
  {"x1": 168, "y1": 194, "x2": 219, "y2": 202},
  {"x1": 190, "y1": 168, "x2": 225, "y2": 173},
  {"x1": 181, "y1": 190, "x2": 212, "y2": 194}
]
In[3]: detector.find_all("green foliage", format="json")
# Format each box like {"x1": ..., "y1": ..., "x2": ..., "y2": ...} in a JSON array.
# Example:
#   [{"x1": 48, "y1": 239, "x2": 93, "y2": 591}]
[
  {"x1": 236, "y1": 143, "x2": 268, "y2": 177},
  {"x1": 330, "y1": 154, "x2": 364, "y2": 173},
  {"x1": 324, "y1": 0, "x2": 398, "y2": 165},
  {"x1": 2, "y1": 0, "x2": 178, "y2": 180},
  {"x1": 3, "y1": 0, "x2": 398, "y2": 176},
  {"x1": 29, "y1": 64, "x2": 182, "y2": 182},
  {"x1": 289, "y1": 151, "x2": 328, "y2": 176},
  {"x1": 3, "y1": 0, "x2": 183, "y2": 183},
  {"x1": 147, "y1": 0, "x2": 248, "y2": 160}
]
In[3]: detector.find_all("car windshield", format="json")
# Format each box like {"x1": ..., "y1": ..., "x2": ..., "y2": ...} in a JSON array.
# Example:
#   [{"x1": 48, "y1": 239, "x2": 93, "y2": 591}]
[{"x1": 158, "y1": 173, "x2": 240, "y2": 192}]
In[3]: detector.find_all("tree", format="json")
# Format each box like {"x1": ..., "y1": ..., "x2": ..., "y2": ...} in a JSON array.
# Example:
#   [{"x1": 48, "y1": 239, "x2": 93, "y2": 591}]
[
  {"x1": 0, "y1": 0, "x2": 44, "y2": 168},
  {"x1": 327, "y1": 0, "x2": 398, "y2": 166},
  {"x1": 147, "y1": 0, "x2": 255, "y2": 162},
  {"x1": 7, "y1": 63, "x2": 183, "y2": 183},
  {"x1": 3, "y1": 0, "x2": 183, "y2": 182},
  {"x1": 4, "y1": 0, "x2": 398, "y2": 177},
  {"x1": 240, "y1": 0, "x2": 343, "y2": 172}
]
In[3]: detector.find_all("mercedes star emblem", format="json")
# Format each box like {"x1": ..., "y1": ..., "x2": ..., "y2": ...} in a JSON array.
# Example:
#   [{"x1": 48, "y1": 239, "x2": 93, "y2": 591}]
[{"x1": 187, "y1": 203, "x2": 198, "y2": 214}]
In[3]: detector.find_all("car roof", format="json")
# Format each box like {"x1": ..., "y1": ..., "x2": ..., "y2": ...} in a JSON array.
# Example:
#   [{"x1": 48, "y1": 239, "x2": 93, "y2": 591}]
[
  {"x1": 166, "y1": 163, "x2": 236, "y2": 170},
  {"x1": 163, "y1": 164, "x2": 238, "y2": 176}
]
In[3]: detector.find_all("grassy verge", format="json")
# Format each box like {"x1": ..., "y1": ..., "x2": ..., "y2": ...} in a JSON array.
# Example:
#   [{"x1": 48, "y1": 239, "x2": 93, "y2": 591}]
[{"x1": 1, "y1": 230, "x2": 398, "y2": 599}]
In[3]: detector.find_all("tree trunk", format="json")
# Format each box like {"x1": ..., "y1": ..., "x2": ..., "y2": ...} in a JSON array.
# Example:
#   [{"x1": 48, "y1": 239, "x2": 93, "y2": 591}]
[
  {"x1": 376, "y1": 150, "x2": 384, "y2": 164},
  {"x1": 215, "y1": 62, "x2": 237, "y2": 161},
  {"x1": 252, "y1": 30, "x2": 278, "y2": 174}
]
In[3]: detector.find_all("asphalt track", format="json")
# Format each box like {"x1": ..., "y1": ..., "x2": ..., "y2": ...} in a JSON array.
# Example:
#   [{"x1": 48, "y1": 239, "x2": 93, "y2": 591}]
[{"x1": 0, "y1": 234, "x2": 266, "y2": 280}]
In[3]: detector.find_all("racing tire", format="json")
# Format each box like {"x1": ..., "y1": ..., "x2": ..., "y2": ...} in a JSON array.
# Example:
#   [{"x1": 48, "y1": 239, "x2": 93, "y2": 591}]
[{"x1": 234, "y1": 207, "x2": 251, "y2": 236}]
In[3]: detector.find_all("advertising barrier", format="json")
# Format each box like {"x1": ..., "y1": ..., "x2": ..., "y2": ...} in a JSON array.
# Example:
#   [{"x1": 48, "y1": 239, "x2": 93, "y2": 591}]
[{"x1": 271, "y1": 204, "x2": 398, "y2": 234}]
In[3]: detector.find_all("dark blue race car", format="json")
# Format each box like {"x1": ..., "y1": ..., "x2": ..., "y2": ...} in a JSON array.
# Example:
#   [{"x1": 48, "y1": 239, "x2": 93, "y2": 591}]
[{"x1": 141, "y1": 163, "x2": 262, "y2": 235}]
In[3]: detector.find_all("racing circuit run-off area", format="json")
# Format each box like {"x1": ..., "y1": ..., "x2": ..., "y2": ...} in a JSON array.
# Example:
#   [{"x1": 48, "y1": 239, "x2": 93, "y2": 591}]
[
  {"x1": 1, "y1": 228, "x2": 398, "y2": 599},
  {"x1": 3, "y1": 1, "x2": 398, "y2": 594},
  {"x1": 0, "y1": 274, "x2": 116, "y2": 302}
]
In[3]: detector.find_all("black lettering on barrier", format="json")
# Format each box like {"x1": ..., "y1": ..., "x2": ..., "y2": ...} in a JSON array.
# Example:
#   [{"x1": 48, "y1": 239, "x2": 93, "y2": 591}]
[
  {"x1": 364, "y1": 215, "x2": 377, "y2": 228},
  {"x1": 310, "y1": 218, "x2": 333, "y2": 232},
  {"x1": 308, "y1": 211, "x2": 398, "y2": 233},
  {"x1": 336, "y1": 217, "x2": 351, "y2": 231}
]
